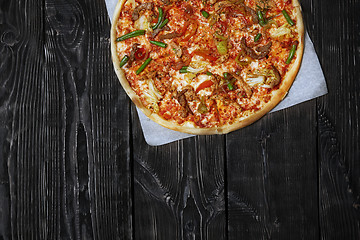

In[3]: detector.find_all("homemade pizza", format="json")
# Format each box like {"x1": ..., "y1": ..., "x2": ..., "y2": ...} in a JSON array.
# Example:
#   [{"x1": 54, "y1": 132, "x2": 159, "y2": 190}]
[{"x1": 111, "y1": 0, "x2": 304, "y2": 134}]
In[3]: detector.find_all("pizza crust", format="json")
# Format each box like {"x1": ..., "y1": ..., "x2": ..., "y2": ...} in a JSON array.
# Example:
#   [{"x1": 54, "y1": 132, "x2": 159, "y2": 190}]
[{"x1": 111, "y1": 0, "x2": 305, "y2": 135}]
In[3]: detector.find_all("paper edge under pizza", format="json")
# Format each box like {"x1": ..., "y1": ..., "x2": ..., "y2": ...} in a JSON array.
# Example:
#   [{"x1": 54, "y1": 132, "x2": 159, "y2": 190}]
[{"x1": 110, "y1": 0, "x2": 305, "y2": 135}]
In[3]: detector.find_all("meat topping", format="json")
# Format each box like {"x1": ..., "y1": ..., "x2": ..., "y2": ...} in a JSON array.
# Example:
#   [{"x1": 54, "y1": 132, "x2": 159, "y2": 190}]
[
  {"x1": 241, "y1": 37, "x2": 272, "y2": 60},
  {"x1": 127, "y1": 43, "x2": 140, "y2": 67},
  {"x1": 231, "y1": 73, "x2": 253, "y2": 98},
  {"x1": 132, "y1": 2, "x2": 153, "y2": 21}
]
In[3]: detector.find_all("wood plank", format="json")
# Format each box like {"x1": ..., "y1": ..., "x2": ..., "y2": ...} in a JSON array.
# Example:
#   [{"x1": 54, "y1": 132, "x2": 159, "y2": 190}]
[
  {"x1": 0, "y1": 0, "x2": 46, "y2": 239},
  {"x1": 0, "y1": 0, "x2": 132, "y2": 239},
  {"x1": 302, "y1": 0, "x2": 360, "y2": 238},
  {"x1": 45, "y1": 0, "x2": 132, "y2": 239},
  {"x1": 226, "y1": 101, "x2": 319, "y2": 240},
  {"x1": 131, "y1": 107, "x2": 226, "y2": 239}
]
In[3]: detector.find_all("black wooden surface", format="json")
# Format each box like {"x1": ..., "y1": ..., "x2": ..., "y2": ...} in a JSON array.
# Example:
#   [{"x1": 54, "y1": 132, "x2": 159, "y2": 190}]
[{"x1": 0, "y1": 0, "x2": 359, "y2": 239}]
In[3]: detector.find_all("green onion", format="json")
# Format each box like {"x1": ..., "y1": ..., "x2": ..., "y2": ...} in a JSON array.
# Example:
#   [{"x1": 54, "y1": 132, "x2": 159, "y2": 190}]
[
  {"x1": 206, "y1": 71, "x2": 213, "y2": 76},
  {"x1": 286, "y1": 44, "x2": 297, "y2": 64},
  {"x1": 254, "y1": 33, "x2": 262, "y2": 42},
  {"x1": 152, "y1": 7, "x2": 164, "y2": 29},
  {"x1": 227, "y1": 83, "x2": 234, "y2": 90},
  {"x1": 159, "y1": 18, "x2": 169, "y2": 29},
  {"x1": 282, "y1": 10, "x2": 294, "y2": 26},
  {"x1": 136, "y1": 58, "x2": 152, "y2": 75},
  {"x1": 201, "y1": 10, "x2": 209, "y2": 18},
  {"x1": 116, "y1": 30, "x2": 145, "y2": 42},
  {"x1": 223, "y1": 72, "x2": 228, "y2": 78},
  {"x1": 257, "y1": 10, "x2": 266, "y2": 26},
  {"x1": 119, "y1": 55, "x2": 129, "y2": 67},
  {"x1": 150, "y1": 40, "x2": 167, "y2": 48}
]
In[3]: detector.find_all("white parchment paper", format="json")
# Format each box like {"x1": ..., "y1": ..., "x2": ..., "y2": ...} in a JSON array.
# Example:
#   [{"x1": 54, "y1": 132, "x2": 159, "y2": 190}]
[{"x1": 106, "y1": 0, "x2": 328, "y2": 146}]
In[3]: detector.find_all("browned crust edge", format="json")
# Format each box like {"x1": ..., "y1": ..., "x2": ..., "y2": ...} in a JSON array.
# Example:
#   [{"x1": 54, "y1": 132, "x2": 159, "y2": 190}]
[{"x1": 111, "y1": 0, "x2": 305, "y2": 135}]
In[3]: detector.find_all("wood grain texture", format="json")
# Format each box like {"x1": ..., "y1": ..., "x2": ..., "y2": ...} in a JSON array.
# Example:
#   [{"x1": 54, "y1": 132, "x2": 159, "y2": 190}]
[
  {"x1": 0, "y1": 0, "x2": 132, "y2": 239},
  {"x1": 226, "y1": 101, "x2": 319, "y2": 240},
  {"x1": 131, "y1": 107, "x2": 226, "y2": 240},
  {"x1": 0, "y1": 0, "x2": 46, "y2": 239},
  {"x1": 0, "y1": 0, "x2": 359, "y2": 239},
  {"x1": 301, "y1": 0, "x2": 360, "y2": 238},
  {"x1": 45, "y1": 0, "x2": 132, "y2": 239}
]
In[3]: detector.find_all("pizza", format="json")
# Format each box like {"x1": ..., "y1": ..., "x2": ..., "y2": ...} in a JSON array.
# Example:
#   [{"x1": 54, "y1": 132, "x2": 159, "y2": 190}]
[{"x1": 111, "y1": 0, "x2": 304, "y2": 134}]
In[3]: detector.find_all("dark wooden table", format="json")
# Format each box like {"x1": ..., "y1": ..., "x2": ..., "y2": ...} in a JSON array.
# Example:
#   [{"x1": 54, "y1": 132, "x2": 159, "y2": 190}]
[{"x1": 0, "y1": 0, "x2": 359, "y2": 239}]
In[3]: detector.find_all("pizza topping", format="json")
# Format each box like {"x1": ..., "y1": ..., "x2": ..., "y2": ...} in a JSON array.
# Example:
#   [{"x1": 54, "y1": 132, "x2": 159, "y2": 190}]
[
  {"x1": 267, "y1": 65, "x2": 281, "y2": 87},
  {"x1": 270, "y1": 23, "x2": 292, "y2": 39},
  {"x1": 246, "y1": 75, "x2": 266, "y2": 87},
  {"x1": 179, "y1": 66, "x2": 189, "y2": 73},
  {"x1": 169, "y1": 42, "x2": 182, "y2": 58},
  {"x1": 148, "y1": 79, "x2": 163, "y2": 100},
  {"x1": 176, "y1": 89, "x2": 193, "y2": 118},
  {"x1": 160, "y1": 0, "x2": 171, "y2": 5},
  {"x1": 192, "y1": 49, "x2": 218, "y2": 62},
  {"x1": 214, "y1": 1, "x2": 233, "y2": 12},
  {"x1": 152, "y1": 7, "x2": 164, "y2": 29},
  {"x1": 119, "y1": 55, "x2": 129, "y2": 68},
  {"x1": 143, "y1": 79, "x2": 162, "y2": 113},
  {"x1": 201, "y1": 10, "x2": 210, "y2": 18},
  {"x1": 134, "y1": 47, "x2": 148, "y2": 60},
  {"x1": 197, "y1": 98, "x2": 209, "y2": 114},
  {"x1": 116, "y1": 30, "x2": 145, "y2": 42},
  {"x1": 182, "y1": 21, "x2": 198, "y2": 42},
  {"x1": 151, "y1": 25, "x2": 169, "y2": 38},
  {"x1": 132, "y1": 2, "x2": 153, "y2": 21},
  {"x1": 127, "y1": 43, "x2": 140, "y2": 66},
  {"x1": 183, "y1": 85, "x2": 198, "y2": 101},
  {"x1": 286, "y1": 41, "x2": 298, "y2": 64},
  {"x1": 246, "y1": 65, "x2": 281, "y2": 88},
  {"x1": 231, "y1": 73, "x2": 252, "y2": 98},
  {"x1": 183, "y1": 4, "x2": 194, "y2": 15},
  {"x1": 281, "y1": 9, "x2": 294, "y2": 26},
  {"x1": 240, "y1": 37, "x2": 272, "y2": 60},
  {"x1": 159, "y1": 31, "x2": 182, "y2": 40},
  {"x1": 158, "y1": 19, "x2": 168, "y2": 28},
  {"x1": 136, "y1": 57, "x2": 152, "y2": 75},
  {"x1": 244, "y1": 5, "x2": 259, "y2": 24},
  {"x1": 150, "y1": 40, "x2": 167, "y2": 48},
  {"x1": 256, "y1": 10, "x2": 267, "y2": 27},
  {"x1": 255, "y1": 42, "x2": 272, "y2": 54},
  {"x1": 254, "y1": 33, "x2": 262, "y2": 42},
  {"x1": 196, "y1": 80, "x2": 214, "y2": 93},
  {"x1": 188, "y1": 60, "x2": 208, "y2": 74},
  {"x1": 216, "y1": 40, "x2": 228, "y2": 55}
]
